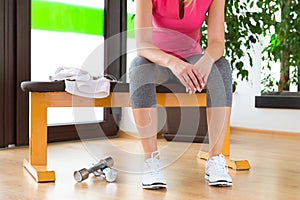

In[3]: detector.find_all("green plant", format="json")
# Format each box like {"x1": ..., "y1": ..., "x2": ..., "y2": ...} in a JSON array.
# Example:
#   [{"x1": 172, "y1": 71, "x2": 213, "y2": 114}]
[
  {"x1": 201, "y1": 1, "x2": 262, "y2": 85},
  {"x1": 259, "y1": 0, "x2": 300, "y2": 93},
  {"x1": 201, "y1": 0, "x2": 299, "y2": 92}
]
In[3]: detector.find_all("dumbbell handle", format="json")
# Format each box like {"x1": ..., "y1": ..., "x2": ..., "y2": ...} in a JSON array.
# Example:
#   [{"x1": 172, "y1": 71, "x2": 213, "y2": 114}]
[
  {"x1": 87, "y1": 161, "x2": 107, "y2": 173},
  {"x1": 74, "y1": 156, "x2": 114, "y2": 182}
]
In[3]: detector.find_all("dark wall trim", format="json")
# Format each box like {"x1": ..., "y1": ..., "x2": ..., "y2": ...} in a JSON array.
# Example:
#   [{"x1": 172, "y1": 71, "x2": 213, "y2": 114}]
[
  {"x1": 104, "y1": 0, "x2": 127, "y2": 81},
  {"x1": 255, "y1": 95, "x2": 300, "y2": 109},
  {"x1": 0, "y1": 0, "x2": 19, "y2": 148},
  {"x1": 4, "y1": 0, "x2": 17, "y2": 144},
  {"x1": 102, "y1": 0, "x2": 128, "y2": 136},
  {"x1": 48, "y1": 119, "x2": 118, "y2": 143},
  {"x1": 0, "y1": 0, "x2": 30, "y2": 147},
  {"x1": 15, "y1": 0, "x2": 31, "y2": 146},
  {"x1": 0, "y1": 0, "x2": 5, "y2": 148},
  {"x1": 120, "y1": 0, "x2": 127, "y2": 82},
  {"x1": 4, "y1": 0, "x2": 16, "y2": 146}
]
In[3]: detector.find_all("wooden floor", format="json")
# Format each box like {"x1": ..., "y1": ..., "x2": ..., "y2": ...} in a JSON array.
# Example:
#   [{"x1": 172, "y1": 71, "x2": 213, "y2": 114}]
[{"x1": 1, "y1": 129, "x2": 300, "y2": 200}]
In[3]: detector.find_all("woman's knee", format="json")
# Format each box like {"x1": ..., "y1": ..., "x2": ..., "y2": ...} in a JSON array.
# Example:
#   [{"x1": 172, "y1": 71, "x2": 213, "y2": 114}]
[
  {"x1": 206, "y1": 57, "x2": 232, "y2": 107},
  {"x1": 130, "y1": 56, "x2": 152, "y2": 67},
  {"x1": 129, "y1": 56, "x2": 155, "y2": 81},
  {"x1": 215, "y1": 57, "x2": 231, "y2": 75},
  {"x1": 214, "y1": 57, "x2": 232, "y2": 87},
  {"x1": 129, "y1": 56, "x2": 157, "y2": 108}
]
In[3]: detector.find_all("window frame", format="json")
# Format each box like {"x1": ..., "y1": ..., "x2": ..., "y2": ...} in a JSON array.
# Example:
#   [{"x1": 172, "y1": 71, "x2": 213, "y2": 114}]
[{"x1": 0, "y1": 0, "x2": 127, "y2": 147}]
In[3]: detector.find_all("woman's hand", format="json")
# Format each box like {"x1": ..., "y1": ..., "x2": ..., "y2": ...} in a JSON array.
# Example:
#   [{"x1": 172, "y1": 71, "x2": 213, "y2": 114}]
[
  {"x1": 168, "y1": 58, "x2": 204, "y2": 93},
  {"x1": 194, "y1": 53, "x2": 215, "y2": 91}
]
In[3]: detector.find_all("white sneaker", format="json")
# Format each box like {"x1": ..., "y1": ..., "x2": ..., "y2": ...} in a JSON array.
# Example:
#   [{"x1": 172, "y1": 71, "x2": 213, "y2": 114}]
[
  {"x1": 142, "y1": 151, "x2": 167, "y2": 189},
  {"x1": 205, "y1": 154, "x2": 232, "y2": 186}
]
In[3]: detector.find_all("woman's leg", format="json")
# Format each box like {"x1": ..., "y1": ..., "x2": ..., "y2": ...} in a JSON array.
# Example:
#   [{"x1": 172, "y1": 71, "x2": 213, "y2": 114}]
[
  {"x1": 132, "y1": 107, "x2": 158, "y2": 159},
  {"x1": 186, "y1": 54, "x2": 232, "y2": 157},
  {"x1": 205, "y1": 57, "x2": 232, "y2": 157},
  {"x1": 129, "y1": 56, "x2": 173, "y2": 158},
  {"x1": 186, "y1": 55, "x2": 233, "y2": 186},
  {"x1": 129, "y1": 56, "x2": 172, "y2": 189},
  {"x1": 204, "y1": 56, "x2": 233, "y2": 186},
  {"x1": 206, "y1": 107, "x2": 231, "y2": 157}
]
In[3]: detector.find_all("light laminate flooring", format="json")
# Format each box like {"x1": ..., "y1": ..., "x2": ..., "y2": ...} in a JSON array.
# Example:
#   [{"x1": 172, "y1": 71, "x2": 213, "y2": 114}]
[{"x1": 0, "y1": 130, "x2": 300, "y2": 200}]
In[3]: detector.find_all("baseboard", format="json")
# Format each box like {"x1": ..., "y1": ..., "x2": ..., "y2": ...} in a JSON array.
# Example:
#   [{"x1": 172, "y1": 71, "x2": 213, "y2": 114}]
[
  {"x1": 231, "y1": 126, "x2": 300, "y2": 137},
  {"x1": 119, "y1": 127, "x2": 300, "y2": 140},
  {"x1": 117, "y1": 130, "x2": 165, "y2": 140},
  {"x1": 162, "y1": 133, "x2": 208, "y2": 143},
  {"x1": 117, "y1": 130, "x2": 139, "y2": 140}
]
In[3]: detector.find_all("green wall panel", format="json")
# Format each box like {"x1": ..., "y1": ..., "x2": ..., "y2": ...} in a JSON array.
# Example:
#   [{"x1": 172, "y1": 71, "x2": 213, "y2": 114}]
[
  {"x1": 32, "y1": 0, "x2": 135, "y2": 37},
  {"x1": 32, "y1": 0, "x2": 104, "y2": 35}
]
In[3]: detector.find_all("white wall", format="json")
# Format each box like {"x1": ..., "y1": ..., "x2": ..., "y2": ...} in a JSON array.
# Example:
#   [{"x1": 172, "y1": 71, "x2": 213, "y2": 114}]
[
  {"x1": 230, "y1": 1, "x2": 300, "y2": 133},
  {"x1": 231, "y1": 44, "x2": 300, "y2": 133}
]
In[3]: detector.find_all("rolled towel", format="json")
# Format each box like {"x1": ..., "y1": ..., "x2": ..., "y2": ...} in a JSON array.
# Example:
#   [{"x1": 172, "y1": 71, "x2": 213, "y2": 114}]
[
  {"x1": 65, "y1": 77, "x2": 110, "y2": 98},
  {"x1": 49, "y1": 67, "x2": 91, "y2": 81},
  {"x1": 50, "y1": 67, "x2": 110, "y2": 98}
]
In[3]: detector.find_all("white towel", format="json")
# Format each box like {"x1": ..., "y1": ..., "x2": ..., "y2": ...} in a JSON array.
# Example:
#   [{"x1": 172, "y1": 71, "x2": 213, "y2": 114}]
[
  {"x1": 49, "y1": 67, "x2": 91, "y2": 81},
  {"x1": 50, "y1": 67, "x2": 110, "y2": 98},
  {"x1": 65, "y1": 78, "x2": 110, "y2": 98}
]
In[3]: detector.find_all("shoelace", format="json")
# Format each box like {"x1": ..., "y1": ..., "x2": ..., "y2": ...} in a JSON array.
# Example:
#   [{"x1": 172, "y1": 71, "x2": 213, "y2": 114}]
[
  {"x1": 145, "y1": 151, "x2": 163, "y2": 175},
  {"x1": 209, "y1": 154, "x2": 228, "y2": 173}
]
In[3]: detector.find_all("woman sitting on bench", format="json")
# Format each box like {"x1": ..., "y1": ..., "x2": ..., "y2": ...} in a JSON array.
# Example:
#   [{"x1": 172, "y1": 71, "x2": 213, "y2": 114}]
[{"x1": 129, "y1": 0, "x2": 232, "y2": 188}]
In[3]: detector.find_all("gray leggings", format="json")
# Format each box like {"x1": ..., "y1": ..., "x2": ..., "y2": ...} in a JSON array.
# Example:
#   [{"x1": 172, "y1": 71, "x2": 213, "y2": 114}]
[{"x1": 129, "y1": 54, "x2": 232, "y2": 108}]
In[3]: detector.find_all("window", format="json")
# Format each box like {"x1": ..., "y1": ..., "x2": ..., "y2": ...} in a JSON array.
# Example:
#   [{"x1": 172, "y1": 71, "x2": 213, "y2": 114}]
[{"x1": 31, "y1": 0, "x2": 105, "y2": 124}]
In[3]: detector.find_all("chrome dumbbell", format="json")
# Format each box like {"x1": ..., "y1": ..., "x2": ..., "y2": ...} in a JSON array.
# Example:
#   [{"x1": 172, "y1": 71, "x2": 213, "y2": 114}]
[{"x1": 74, "y1": 156, "x2": 117, "y2": 183}]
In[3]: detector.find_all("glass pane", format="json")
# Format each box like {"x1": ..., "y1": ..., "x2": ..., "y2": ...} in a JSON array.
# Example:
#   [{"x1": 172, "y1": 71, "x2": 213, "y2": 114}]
[
  {"x1": 31, "y1": 0, "x2": 105, "y2": 124},
  {"x1": 126, "y1": 0, "x2": 136, "y2": 82}
]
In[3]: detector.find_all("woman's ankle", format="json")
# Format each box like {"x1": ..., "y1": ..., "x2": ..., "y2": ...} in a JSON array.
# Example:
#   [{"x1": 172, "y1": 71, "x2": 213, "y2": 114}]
[{"x1": 144, "y1": 150, "x2": 160, "y2": 160}]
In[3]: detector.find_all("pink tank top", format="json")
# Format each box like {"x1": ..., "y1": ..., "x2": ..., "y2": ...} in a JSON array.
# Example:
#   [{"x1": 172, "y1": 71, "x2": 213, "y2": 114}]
[{"x1": 152, "y1": 0, "x2": 212, "y2": 59}]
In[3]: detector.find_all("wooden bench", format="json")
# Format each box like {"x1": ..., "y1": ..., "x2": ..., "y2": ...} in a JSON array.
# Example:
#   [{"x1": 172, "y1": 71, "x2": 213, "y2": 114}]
[{"x1": 21, "y1": 81, "x2": 250, "y2": 183}]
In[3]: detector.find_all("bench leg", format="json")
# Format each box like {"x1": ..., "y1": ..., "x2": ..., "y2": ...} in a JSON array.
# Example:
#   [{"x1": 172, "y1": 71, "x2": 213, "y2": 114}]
[
  {"x1": 23, "y1": 93, "x2": 56, "y2": 182},
  {"x1": 197, "y1": 123, "x2": 250, "y2": 170}
]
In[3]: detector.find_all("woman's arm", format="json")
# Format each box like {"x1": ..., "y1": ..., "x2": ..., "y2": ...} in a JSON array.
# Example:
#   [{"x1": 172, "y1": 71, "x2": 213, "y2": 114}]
[
  {"x1": 135, "y1": 0, "x2": 173, "y2": 67},
  {"x1": 194, "y1": 0, "x2": 225, "y2": 89},
  {"x1": 206, "y1": 0, "x2": 225, "y2": 61},
  {"x1": 135, "y1": 0, "x2": 203, "y2": 92}
]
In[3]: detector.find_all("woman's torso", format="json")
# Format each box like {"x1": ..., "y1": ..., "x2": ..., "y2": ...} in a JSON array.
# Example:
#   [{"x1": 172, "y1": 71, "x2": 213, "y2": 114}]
[{"x1": 152, "y1": 0, "x2": 213, "y2": 59}]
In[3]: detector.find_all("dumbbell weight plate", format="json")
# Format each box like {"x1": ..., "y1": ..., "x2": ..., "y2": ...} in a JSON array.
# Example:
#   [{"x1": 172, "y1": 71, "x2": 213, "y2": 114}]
[
  {"x1": 102, "y1": 168, "x2": 118, "y2": 183},
  {"x1": 74, "y1": 168, "x2": 89, "y2": 182}
]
